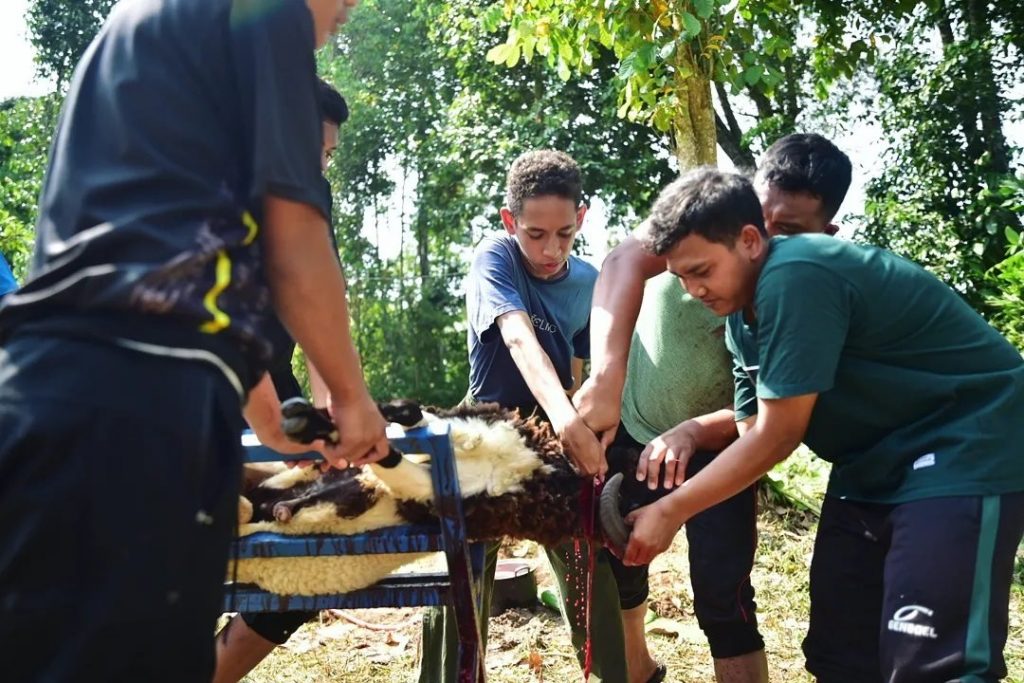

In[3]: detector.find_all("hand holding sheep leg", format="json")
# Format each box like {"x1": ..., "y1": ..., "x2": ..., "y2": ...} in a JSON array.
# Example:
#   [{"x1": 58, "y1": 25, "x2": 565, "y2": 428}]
[{"x1": 553, "y1": 413, "x2": 608, "y2": 479}]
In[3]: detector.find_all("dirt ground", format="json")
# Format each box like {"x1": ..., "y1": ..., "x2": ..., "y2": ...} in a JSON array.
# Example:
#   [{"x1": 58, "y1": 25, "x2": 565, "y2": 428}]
[{"x1": 232, "y1": 493, "x2": 1024, "y2": 682}]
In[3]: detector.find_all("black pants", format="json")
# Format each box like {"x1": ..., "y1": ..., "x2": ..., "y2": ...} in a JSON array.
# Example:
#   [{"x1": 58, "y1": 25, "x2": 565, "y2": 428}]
[
  {"x1": 0, "y1": 334, "x2": 244, "y2": 682},
  {"x1": 606, "y1": 428, "x2": 764, "y2": 659},
  {"x1": 804, "y1": 492, "x2": 1024, "y2": 683}
]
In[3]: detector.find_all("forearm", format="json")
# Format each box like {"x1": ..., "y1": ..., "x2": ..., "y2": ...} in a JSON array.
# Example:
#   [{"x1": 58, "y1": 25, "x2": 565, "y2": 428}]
[
  {"x1": 306, "y1": 358, "x2": 329, "y2": 408},
  {"x1": 588, "y1": 273, "x2": 643, "y2": 398},
  {"x1": 662, "y1": 422, "x2": 798, "y2": 523},
  {"x1": 243, "y1": 373, "x2": 282, "y2": 438},
  {"x1": 676, "y1": 407, "x2": 740, "y2": 452},
  {"x1": 263, "y1": 197, "x2": 368, "y2": 404},
  {"x1": 588, "y1": 235, "x2": 665, "y2": 397},
  {"x1": 507, "y1": 339, "x2": 576, "y2": 427}
]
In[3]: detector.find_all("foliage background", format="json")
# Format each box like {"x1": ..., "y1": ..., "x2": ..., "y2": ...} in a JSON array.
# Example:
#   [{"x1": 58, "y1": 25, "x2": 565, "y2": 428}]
[{"x1": 1, "y1": 1, "x2": 1021, "y2": 398}]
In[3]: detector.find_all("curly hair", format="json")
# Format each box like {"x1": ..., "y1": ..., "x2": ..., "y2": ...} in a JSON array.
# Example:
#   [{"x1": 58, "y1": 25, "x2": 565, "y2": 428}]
[
  {"x1": 639, "y1": 168, "x2": 765, "y2": 255},
  {"x1": 505, "y1": 150, "x2": 583, "y2": 217},
  {"x1": 756, "y1": 133, "x2": 851, "y2": 220}
]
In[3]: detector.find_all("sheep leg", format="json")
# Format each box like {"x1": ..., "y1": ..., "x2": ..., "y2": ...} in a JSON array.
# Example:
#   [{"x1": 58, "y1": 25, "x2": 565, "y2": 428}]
[
  {"x1": 369, "y1": 457, "x2": 434, "y2": 503},
  {"x1": 268, "y1": 479, "x2": 355, "y2": 522}
]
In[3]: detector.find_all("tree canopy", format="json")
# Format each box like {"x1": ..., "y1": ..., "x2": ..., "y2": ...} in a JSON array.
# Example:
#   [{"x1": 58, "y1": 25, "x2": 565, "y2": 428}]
[{"x1": 2, "y1": 0, "x2": 1021, "y2": 380}]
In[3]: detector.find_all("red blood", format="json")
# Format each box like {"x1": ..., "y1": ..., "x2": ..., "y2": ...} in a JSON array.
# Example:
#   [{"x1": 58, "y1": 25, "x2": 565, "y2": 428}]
[{"x1": 577, "y1": 478, "x2": 599, "y2": 681}]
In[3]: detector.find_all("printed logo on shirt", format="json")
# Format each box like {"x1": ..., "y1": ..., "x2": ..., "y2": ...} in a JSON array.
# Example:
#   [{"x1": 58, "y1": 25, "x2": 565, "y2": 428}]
[
  {"x1": 887, "y1": 605, "x2": 938, "y2": 639},
  {"x1": 530, "y1": 313, "x2": 558, "y2": 334},
  {"x1": 912, "y1": 453, "x2": 936, "y2": 470}
]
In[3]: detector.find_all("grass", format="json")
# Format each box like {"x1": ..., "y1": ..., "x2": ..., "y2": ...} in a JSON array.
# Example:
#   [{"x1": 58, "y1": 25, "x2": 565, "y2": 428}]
[{"x1": 236, "y1": 449, "x2": 1024, "y2": 682}]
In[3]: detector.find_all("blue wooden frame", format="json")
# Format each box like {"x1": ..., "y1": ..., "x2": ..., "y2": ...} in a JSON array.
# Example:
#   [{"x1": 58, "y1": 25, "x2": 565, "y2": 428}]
[{"x1": 225, "y1": 422, "x2": 486, "y2": 682}]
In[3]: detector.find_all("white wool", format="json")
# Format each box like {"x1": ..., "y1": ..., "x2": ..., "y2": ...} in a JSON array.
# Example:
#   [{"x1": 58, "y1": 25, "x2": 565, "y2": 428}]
[
  {"x1": 259, "y1": 464, "x2": 321, "y2": 490},
  {"x1": 369, "y1": 415, "x2": 547, "y2": 502},
  {"x1": 232, "y1": 553, "x2": 427, "y2": 596}
]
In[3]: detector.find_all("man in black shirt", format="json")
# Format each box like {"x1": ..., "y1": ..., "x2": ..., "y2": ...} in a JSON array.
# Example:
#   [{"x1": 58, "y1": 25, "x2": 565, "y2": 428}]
[{"x1": 0, "y1": 1, "x2": 387, "y2": 681}]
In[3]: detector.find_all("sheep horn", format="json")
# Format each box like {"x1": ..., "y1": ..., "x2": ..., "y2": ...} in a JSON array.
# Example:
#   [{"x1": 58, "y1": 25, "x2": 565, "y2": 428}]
[{"x1": 599, "y1": 472, "x2": 631, "y2": 555}]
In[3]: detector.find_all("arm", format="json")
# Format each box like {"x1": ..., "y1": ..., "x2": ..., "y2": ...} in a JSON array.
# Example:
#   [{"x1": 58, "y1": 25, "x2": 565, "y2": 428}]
[
  {"x1": 306, "y1": 358, "x2": 330, "y2": 408},
  {"x1": 573, "y1": 233, "x2": 667, "y2": 435},
  {"x1": 263, "y1": 196, "x2": 388, "y2": 468},
  {"x1": 622, "y1": 393, "x2": 816, "y2": 566},
  {"x1": 497, "y1": 310, "x2": 606, "y2": 478}
]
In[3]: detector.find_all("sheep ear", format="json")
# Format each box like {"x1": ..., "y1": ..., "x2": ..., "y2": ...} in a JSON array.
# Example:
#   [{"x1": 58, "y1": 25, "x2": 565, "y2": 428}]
[{"x1": 599, "y1": 473, "x2": 631, "y2": 555}]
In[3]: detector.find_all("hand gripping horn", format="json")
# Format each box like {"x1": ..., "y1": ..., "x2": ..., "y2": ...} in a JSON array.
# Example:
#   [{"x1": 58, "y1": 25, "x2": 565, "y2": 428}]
[{"x1": 280, "y1": 397, "x2": 403, "y2": 468}]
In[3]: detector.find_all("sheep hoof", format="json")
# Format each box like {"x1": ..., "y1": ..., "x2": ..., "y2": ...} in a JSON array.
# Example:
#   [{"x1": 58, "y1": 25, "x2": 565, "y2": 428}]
[
  {"x1": 599, "y1": 473, "x2": 631, "y2": 555},
  {"x1": 272, "y1": 501, "x2": 294, "y2": 523}
]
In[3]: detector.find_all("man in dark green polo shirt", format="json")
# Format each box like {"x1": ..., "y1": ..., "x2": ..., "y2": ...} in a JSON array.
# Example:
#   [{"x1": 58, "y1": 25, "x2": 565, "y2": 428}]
[{"x1": 621, "y1": 167, "x2": 1024, "y2": 682}]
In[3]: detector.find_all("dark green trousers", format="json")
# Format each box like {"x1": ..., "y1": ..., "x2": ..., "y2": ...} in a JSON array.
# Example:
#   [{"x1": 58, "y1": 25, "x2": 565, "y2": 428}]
[{"x1": 417, "y1": 540, "x2": 627, "y2": 682}]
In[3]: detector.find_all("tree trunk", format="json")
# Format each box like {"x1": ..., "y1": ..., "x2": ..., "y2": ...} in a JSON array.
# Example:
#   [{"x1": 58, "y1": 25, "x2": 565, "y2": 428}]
[
  {"x1": 714, "y1": 82, "x2": 757, "y2": 170},
  {"x1": 672, "y1": 51, "x2": 717, "y2": 170}
]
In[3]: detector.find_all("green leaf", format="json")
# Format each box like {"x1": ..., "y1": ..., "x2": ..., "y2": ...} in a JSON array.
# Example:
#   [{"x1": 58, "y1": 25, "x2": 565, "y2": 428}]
[
  {"x1": 617, "y1": 98, "x2": 631, "y2": 119},
  {"x1": 618, "y1": 52, "x2": 640, "y2": 80},
  {"x1": 1007, "y1": 226, "x2": 1021, "y2": 246},
  {"x1": 505, "y1": 44, "x2": 521, "y2": 68},
  {"x1": 636, "y1": 43, "x2": 656, "y2": 70},
  {"x1": 557, "y1": 57, "x2": 572, "y2": 81},
  {"x1": 522, "y1": 36, "x2": 536, "y2": 62},
  {"x1": 681, "y1": 11, "x2": 702, "y2": 38},
  {"x1": 652, "y1": 107, "x2": 672, "y2": 132},
  {"x1": 693, "y1": 0, "x2": 714, "y2": 19},
  {"x1": 485, "y1": 43, "x2": 511, "y2": 64},
  {"x1": 743, "y1": 64, "x2": 763, "y2": 85},
  {"x1": 558, "y1": 37, "x2": 573, "y2": 62},
  {"x1": 480, "y1": 5, "x2": 504, "y2": 33},
  {"x1": 658, "y1": 40, "x2": 677, "y2": 61}
]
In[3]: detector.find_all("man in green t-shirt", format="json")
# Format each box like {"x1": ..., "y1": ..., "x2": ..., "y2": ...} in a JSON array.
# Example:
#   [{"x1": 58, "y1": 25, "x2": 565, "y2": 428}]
[
  {"x1": 621, "y1": 167, "x2": 1024, "y2": 682},
  {"x1": 576, "y1": 133, "x2": 850, "y2": 683}
]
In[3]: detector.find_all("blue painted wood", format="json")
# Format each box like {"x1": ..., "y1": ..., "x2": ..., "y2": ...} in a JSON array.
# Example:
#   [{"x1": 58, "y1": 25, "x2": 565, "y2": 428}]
[
  {"x1": 233, "y1": 526, "x2": 444, "y2": 558},
  {"x1": 228, "y1": 574, "x2": 454, "y2": 611},
  {"x1": 227, "y1": 423, "x2": 486, "y2": 682}
]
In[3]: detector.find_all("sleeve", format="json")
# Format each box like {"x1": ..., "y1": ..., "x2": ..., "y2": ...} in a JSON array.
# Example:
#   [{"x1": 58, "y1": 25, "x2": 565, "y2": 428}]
[
  {"x1": 724, "y1": 321, "x2": 757, "y2": 420},
  {"x1": 754, "y1": 261, "x2": 851, "y2": 399},
  {"x1": 0, "y1": 253, "x2": 17, "y2": 296},
  {"x1": 466, "y1": 241, "x2": 526, "y2": 344},
  {"x1": 230, "y1": 0, "x2": 328, "y2": 218}
]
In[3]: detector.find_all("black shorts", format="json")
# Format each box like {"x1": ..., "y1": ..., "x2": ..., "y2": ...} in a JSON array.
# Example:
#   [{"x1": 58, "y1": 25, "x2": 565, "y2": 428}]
[
  {"x1": 606, "y1": 428, "x2": 764, "y2": 659},
  {"x1": 0, "y1": 334, "x2": 244, "y2": 683},
  {"x1": 240, "y1": 610, "x2": 316, "y2": 645},
  {"x1": 803, "y1": 492, "x2": 1024, "y2": 682}
]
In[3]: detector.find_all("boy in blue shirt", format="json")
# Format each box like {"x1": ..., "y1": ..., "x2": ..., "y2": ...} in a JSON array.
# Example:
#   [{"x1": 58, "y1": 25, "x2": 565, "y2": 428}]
[
  {"x1": 624, "y1": 167, "x2": 1024, "y2": 682},
  {"x1": 420, "y1": 150, "x2": 630, "y2": 682}
]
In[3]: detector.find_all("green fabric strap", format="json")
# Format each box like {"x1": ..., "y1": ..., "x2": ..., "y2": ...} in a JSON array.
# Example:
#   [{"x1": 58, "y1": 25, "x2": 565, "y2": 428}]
[{"x1": 963, "y1": 495, "x2": 1000, "y2": 679}]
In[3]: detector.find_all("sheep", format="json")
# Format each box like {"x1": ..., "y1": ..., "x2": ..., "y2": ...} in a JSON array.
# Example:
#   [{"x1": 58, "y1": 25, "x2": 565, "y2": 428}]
[{"x1": 230, "y1": 402, "x2": 645, "y2": 596}]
